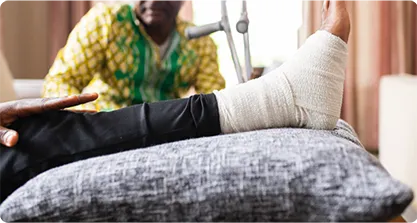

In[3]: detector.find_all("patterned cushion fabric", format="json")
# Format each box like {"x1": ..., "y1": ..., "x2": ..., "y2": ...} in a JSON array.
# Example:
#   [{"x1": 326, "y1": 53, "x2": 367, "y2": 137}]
[{"x1": 0, "y1": 120, "x2": 413, "y2": 222}]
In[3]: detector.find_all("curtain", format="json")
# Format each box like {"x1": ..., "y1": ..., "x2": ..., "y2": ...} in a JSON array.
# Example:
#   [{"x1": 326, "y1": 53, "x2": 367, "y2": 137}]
[
  {"x1": 299, "y1": 1, "x2": 417, "y2": 150},
  {"x1": 1, "y1": 1, "x2": 51, "y2": 79},
  {"x1": 0, "y1": 10, "x2": 3, "y2": 52},
  {"x1": 49, "y1": 1, "x2": 92, "y2": 65}
]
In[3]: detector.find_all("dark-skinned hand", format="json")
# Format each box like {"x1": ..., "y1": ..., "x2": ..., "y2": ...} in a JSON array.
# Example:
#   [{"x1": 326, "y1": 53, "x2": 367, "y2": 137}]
[{"x1": 0, "y1": 93, "x2": 98, "y2": 147}]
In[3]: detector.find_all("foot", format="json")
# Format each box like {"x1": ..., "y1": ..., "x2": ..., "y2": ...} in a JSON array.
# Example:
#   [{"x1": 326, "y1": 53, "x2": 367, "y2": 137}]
[
  {"x1": 320, "y1": 0, "x2": 351, "y2": 43},
  {"x1": 214, "y1": 1, "x2": 350, "y2": 133}
]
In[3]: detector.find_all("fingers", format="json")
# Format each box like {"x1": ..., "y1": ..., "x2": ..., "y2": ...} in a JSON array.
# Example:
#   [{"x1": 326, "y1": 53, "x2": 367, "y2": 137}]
[
  {"x1": 66, "y1": 109, "x2": 97, "y2": 114},
  {"x1": 0, "y1": 93, "x2": 98, "y2": 147},
  {"x1": 10, "y1": 93, "x2": 99, "y2": 117},
  {"x1": 42, "y1": 93, "x2": 99, "y2": 111},
  {"x1": 0, "y1": 126, "x2": 19, "y2": 147}
]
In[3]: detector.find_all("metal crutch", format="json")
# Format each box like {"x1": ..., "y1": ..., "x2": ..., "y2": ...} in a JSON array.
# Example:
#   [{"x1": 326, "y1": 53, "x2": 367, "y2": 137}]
[{"x1": 185, "y1": 0, "x2": 249, "y2": 84}]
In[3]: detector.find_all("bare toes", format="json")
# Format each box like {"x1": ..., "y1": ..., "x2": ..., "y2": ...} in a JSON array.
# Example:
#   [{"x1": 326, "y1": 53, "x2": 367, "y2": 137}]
[{"x1": 320, "y1": 0, "x2": 351, "y2": 43}]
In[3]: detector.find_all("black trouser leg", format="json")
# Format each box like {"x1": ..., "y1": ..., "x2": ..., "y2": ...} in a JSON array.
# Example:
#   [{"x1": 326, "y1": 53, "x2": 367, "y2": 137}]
[{"x1": 0, "y1": 93, "x2": 221, "y2": 203}]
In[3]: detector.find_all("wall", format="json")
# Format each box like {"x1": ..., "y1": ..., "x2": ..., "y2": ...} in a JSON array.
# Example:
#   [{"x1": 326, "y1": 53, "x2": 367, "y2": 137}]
[
  {"x1": 0, "y1": 10, "x2": 3, "y2": 51},
  {"x1": 1, "y1": 1, "x2": 50, "y2": 79}
]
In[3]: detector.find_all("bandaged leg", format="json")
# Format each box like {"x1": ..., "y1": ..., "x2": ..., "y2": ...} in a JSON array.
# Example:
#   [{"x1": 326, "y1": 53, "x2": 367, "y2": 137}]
[{"x1": 214, "y1": 29, "x2": 348, "y2": 133}]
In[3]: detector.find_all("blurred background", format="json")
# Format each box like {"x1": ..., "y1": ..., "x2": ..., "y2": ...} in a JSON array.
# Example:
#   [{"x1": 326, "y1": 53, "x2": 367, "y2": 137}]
[{"x1": 0, "y1": 0, "x2": 416, "y2": 152}]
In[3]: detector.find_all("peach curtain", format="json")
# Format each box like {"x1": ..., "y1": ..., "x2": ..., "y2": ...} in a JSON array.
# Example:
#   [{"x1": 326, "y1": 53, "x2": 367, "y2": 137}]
[
  {"x1": 1, "y1": 1, "x2": 51, "y2": 79},
  {"x1": 0, "y1": 10, "x2": 3, "y2": 51},
  {"x1": 300, "y1": 1, "x2": 417, "y2": 150},
  {"x1": 49, "y1": 1, "x2": 92, "y2": 65}
]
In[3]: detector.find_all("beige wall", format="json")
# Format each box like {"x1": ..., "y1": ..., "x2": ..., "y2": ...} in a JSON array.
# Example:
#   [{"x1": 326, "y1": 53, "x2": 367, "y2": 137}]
[
  {"x1": 0, "y1": 10, "x2": 3, "y2": 51},
  {"x1": 1, "y1": 1, "x2": 50, "y2": 79}
]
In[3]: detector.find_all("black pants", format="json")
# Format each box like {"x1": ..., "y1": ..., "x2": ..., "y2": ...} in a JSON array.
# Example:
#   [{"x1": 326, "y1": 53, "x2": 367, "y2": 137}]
[{"x1": 0, "y1": 94, "x2": 221, "y2": 203}]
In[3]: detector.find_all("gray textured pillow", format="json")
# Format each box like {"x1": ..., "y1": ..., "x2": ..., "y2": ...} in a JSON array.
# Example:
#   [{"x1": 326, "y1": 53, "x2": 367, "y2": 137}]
[{"x1": 0, "y1": 120, "x2": 413, "y2": 222}]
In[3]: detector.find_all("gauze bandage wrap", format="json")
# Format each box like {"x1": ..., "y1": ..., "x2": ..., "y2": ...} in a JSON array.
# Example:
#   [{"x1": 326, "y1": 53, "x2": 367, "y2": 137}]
[{"x1": 214, "y1": 30, "x2": 348, "y2": 134}]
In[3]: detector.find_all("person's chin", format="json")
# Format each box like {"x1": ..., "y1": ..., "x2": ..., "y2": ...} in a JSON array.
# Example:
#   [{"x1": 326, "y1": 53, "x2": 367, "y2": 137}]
[{"x1": 144, "y1": 16, "x2": 169, "y2": 27}]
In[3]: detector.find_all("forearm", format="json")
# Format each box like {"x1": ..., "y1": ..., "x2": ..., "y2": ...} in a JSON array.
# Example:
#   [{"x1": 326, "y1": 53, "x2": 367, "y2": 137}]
[{"x1": 42, "y1": 78, "x2": 98, "y2": 110}]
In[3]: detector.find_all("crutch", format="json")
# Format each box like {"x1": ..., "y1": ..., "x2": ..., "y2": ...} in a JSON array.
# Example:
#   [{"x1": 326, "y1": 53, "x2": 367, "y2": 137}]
[{"x1": 185, "y1": 0, "x2": 252, "y2": 84}]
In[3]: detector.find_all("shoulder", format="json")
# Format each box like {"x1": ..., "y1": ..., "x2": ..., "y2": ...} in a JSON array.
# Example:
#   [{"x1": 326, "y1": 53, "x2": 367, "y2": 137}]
[
  {"x1": 83, "y1": 3, "x2": 132, "y2": 25},
  {"x1": 176, "y1": 18, "x2": 218, "y2": 51}
]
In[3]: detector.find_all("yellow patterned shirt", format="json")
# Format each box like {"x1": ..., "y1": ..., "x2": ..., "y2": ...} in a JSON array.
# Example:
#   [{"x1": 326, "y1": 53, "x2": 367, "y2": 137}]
[{"x1": 42, "y1": 3, "x2": 225, "y2": 111}]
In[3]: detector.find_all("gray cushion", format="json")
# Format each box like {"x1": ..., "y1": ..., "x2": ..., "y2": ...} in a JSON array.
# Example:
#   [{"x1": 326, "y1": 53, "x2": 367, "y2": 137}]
[{"x1": 0, "y1": 120, "x2": 413, "y2": 222}]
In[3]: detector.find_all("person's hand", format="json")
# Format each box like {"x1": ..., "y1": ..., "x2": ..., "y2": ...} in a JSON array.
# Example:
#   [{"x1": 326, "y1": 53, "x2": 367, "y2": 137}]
[{"x1": 0, "y1": 93, "x2": 99, "y2": 147}]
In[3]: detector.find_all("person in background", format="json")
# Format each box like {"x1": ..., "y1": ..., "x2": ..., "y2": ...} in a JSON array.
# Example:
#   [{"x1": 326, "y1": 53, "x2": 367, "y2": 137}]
[
  {"x1": 1, "y1": 0, "x2": 350, "y2": 203},
  {"x1": 42, "y1": 1, "x2": 225, "y2": 111}
]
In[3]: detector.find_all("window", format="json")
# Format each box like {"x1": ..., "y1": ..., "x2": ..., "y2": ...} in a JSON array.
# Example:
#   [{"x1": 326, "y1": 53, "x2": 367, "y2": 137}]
[{"x1": 193, "y1": 0, "x2": 303, "y2": 86}]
